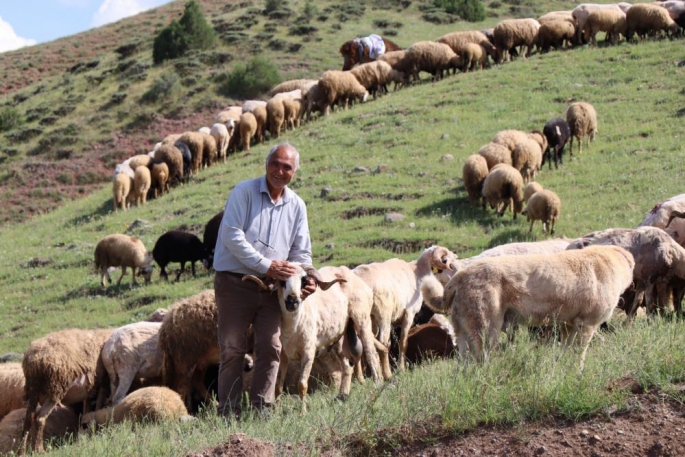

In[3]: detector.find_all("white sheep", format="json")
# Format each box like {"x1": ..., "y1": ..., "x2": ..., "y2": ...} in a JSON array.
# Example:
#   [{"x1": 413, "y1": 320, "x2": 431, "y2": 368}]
[
  {"x1": 523, "y1": 189, "x2": 562, "y2": 234},
  {"x1": 112, "y1": 172, "x2": 132, "y2": 212},
  {"x1": 318, "y1": 70, "x2": 369, "y2": 115},
  {"x1": 456, "y1": 238, "x2": 572, "y2": 273},
  {"x1": 129, "y1": 165, "x2": 151, "y2": 207},
  {"x1": 573, "y1": 3, "x2": 632, "y2": 43},
  {"x1": 353, "y1": 246, "x2": 458, "y2": 380},
  {"x1": 462, "y1": 154, "x2": 489, "y2": 208},
  {"x1": 402, "y1": 41, "x2": 458, "y2": 81},
  {"x1": 566, "y1": 102, "x2": 598, "y2": 157},
  {"x1": 94, "y1": 234, "x2": 154, "y2": 288},
  {"x1": 100, "y1": 321, "x2": 163, "y2": 406},
  {"x1": 477, "y1": 142, "x2": 512, "y2": 169},
  {"x1": 481, "y1": 164, "x2": 525, "y2": 219},
  {"x1": 22, "y1": 328, "x2": 112, "y2": 452},
  {"x1": 269, "y1": 79, "x2": 318, "y2": 96},
  {"x1": 0, "y1": 363, "x2": 25, "y2": 421},
  {"x1": 493, "y1": 18, "x2": 541, "y2": 63},
  {"x1": 639, "y1": 193, "x2": 685, "y2": 246},
  {"x1": 626, "y1": 2, "x2": 680, "y2": 40},
  {"x1": 512, "y1": 138, "x2": 543, "y2": 183},
  {"x1": 422, "y1": 246, "x2": 635, "y2": 370},
  {"x1": 1, "y1": 406, "x2": 78, "y2": 454},
  {"x1": 81, "y1": 386, "x2": 188, "y2": 427},
  {"x1": 210, "y1": 123, "x2": 230, "y2": 163}
]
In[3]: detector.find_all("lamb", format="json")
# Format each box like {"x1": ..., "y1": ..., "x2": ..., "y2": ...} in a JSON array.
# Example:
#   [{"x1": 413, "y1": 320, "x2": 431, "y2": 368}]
[
  {"x1": 280, "y1": 96, "x2": 303, "y2": 131},
  {"x1": 349, "y1": 60, "x2": 404, "y2": 98},
  {"x1": 537, "y1": 20, "x2": 576, "y2": 52},
  {"x1": 266, "y1": 97, "x2": 286, "y2": 137},
  {"x1": 353, "y1": 246, "x2": 458, "y2": 380},
  {"x1": 318, "y1": 70, "x2": 369, "y2": 115},
  {"x1": 269, "y1": 79, "x2": 318, "y2": 96},
  {"x1": 493, "y1": 18, "x2": 541, "y2": 63},
  {"x1": 81, "y1": 386, "x2": 187, "y2": 427},
  {"x1": 153, "y1": 144, "x2": 183, "y2": 185},
  {"x1": 542, "y1": 117, "x2": 571, "y2": 169},
  {"x1": 477, "y1": 142, "x2": 512, "y2": 169},
  {"x1": 173, "y1": 141, "x2": 192, "y2": 180},
  {"x1": 152, "y1": 230, "x2": 210, "y2": 282},
  {"x1": 639, "y1": 194, "x2": 685, "y2": 246},
  {"x1": 481, "y1": 164, "x2": 525, "y2": 219},
  {"x1": 150, "y1": 160, "x2": 169, "y2": 198},
  {"x1": 626, "y1": 2, "x2": 680, "y2": 40},
  {"x1": 523, "y1": 189, "x2": 561, "y2": 234},
  {"x1": 0, "y1": 363, "x2": 24, "y2": 421},
  {"x1": 202, "y1": 210, "x2": 223, "y2": 265},
  {"x1": 512, "y1": 138, "x2": 543, "y2": 183},
  {"x1": 566, "y1": 102, "x2": 598, "y2": 157},
  {"x1": 210, "y1": 123, "x2": 230, "y2": 163},
  {"x1": 2, "y1": 406, "x2": 77, "y2": 454},
  {"x1": 423, "y1": 246, "x2": 635, "y2": 370},
  {"x1": 567, "y1": 226, "x2": 685, "y2": 317},
  {"x1": 435, "y1": 30, "x2": 496, "y2": 61},
  {"x1": 403, "y1": 322, "x2": 455, "y2": 366},
  {"x1": 239, "y1": 112, "x2": 258, "y2": 151},
  {"x1": 583, "y1": 9, "x2": 627, "y2": 45},
  {"x1": 523, "y1": 181, "x2": 543, "y2": 204},
  {"x1": 401, "y1": 41, "x2": 458, "y2": 81},
  {"x1": 452, "y1": 42, "x2": 488, "y2": 72},
  {"x1": 129, "y1": 165, "x2": 151, "y2": 207},
  {"x1": 573, "y1": 3, "x2": 633, "y2": 43},
  {"x1": 178, "y1": 131, "x2": 205, "y2": 175},
  {"x1": 100, "y1": 321, "x2": 163, "y2": 405},
  {"x1": 22, "y1": 328, "x2": 113, "y2": 452},
  {"x1": 462, "y1": 154, "x2": 489, "y2": 208},
  {"x1": 252, "y1": 105, "x2": 268, "y2": 143},
  {"x1": 112, "y1": 172, "x2": 132, "y2": 211},
  {"x1": 243, "y1": 265, "x2": 362, "y2": 411},
  {"x1": 94, "y1": 234, "x2": 154, "y2": 288}
]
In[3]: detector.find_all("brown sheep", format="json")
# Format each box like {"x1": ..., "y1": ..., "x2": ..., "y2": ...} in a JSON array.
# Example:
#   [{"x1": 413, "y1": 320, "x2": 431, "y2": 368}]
[
  {"x1": 0, "y1": 363, "x2": 25, "y2": 421},
  {"x1": 402, "y1": 41, "x2": 458, "y2": 81},
  {"x1": 150, "y1": 160, "x2": 169, "y2": 199},
  {"x1": 523, "y1": 181, "x2": 543, "y2": 204},
  {"x1": 130, "y1": 165, "x2": 151, "y2": 207},
  {"x1": 2, "y1": 406, "x2": 78, "y2": 454},
  {"x1": 583, "y1": 9, "x2": 627, "y2": 45},
  {"x1": 512, "y1": 138, "x2": 543, "y2": 183},
  {"x1": 453, "y1": 42, "x2": 488, "y2": 72},
  {"x1": 435, "y1": 30, "x2": 495, "y2": 60},
  {"x1": 81, "y1": 387, "x2": 187, "y2": 427},
  {"x1": 127, "y1": 154, "x2": 152, "y2": 170},
  {"x1": 199, "y1": 132, "x2": 217, "y2": 168},
  {"x1": 566, "y1": 102, "x2": 598, "y2": 157},
  {"x1": 537, "y1": 19, "x2": 576, "y2": 52},
  {"x1": 266, "y1": 97, "x2": 286, "y2": 138},
  {"x1": 482, "y1": 164, "x2": 524, "y2": 219},
  {"x1": 178, "y1": 132, "x2": 205, "y2": 175},
  {"x1": 318, "y1": 70, "x2": 369, "y2": 115},
  {"x1": 477, "y1": 142, "x2": 512, "y2": 169},
  {"x1": 94, "y1": 234, "x2": 154, "y2": 288},
  {"x1": 493, "y1": 18, "x2": 541, "y2": 63},
  {"x1": 462, "y1": 154, "x2": 489, "y2": 208},
  {"x1": 239, "y1": 112, "x2": 258, "y2": 151},
  {"x1": 252, "y1": 105, "x2": 268, "y2": 144},
  {"x1": 153, "y1": 144, "x2": 183, "y2": 185},
  {"x1": 524, "y1": 189, "x2": 562, "y2": 234},
  {"x1": 281, "y1": 96, "x2": 303, "y2": 130},
  {"x1": 626, "y1": 3, "x2": 680, "y2": 41},
  {"x1": 112, "y1": 173, "x2": 132, "y2": 212}
]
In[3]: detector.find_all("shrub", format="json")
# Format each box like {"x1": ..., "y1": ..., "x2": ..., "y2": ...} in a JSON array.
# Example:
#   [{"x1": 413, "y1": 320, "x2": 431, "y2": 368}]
[
  {"x1": 153, "y1": 0, "x2": 215, "y2": 64},
  {"x1": 115, "y1": 43, "x2": 139, "y2": 59},
  {"x1": 141, "y1": 73, "x2": 180, "y2": 104},
  {"x1": 264, "y1": 0, "x2": 283, "y2": 14},
  {"x1": 153, "y1": 20, "x2": 189, "y2": 64},
  {"x1": 218, "y1": 57, "x2": 281, "y2": 98},
  {"x1": 0, "y1": 107, "x2": 22, "y2": 132},
  {"x1": 433, "y1": 0, "x2": 486, "y2": 22},
  {"x1": 289, "y1": 25, "x2": 318, "y2": 36},
  {"x1": 301, "y1": 1, "x2": 319, "y2": 22}
]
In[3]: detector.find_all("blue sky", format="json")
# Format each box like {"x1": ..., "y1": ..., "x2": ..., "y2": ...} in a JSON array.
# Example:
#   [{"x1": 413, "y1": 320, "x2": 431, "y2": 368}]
[{"x1": 0, "y1": 0, "x2": 174, "y2": 54}]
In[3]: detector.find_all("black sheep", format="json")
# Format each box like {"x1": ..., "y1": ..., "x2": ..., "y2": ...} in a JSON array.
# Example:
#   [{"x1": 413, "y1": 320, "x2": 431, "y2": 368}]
[
  {"x1": 152, "y1": 230, "x2": 210, "y2": 281},
  {"x1": 174, "y1": 141, "x2": 192, "y2": 182},
  {"x1": 202, "y1": 210, "x2": 224, "y2": 266},
  {"x1": 542, "y1": 117, "x2": 571, "y2": 170}
]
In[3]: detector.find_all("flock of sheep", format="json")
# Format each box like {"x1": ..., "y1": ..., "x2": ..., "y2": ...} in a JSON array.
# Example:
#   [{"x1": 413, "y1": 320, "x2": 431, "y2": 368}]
[{"x1": 3, "y1": 1, "x2": 685, "y2": 454}]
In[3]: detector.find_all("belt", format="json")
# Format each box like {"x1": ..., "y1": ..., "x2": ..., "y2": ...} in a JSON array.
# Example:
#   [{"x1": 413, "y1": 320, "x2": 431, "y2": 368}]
[{"x1": 218, "y1": 271, "x2": 266, "y2": 281}]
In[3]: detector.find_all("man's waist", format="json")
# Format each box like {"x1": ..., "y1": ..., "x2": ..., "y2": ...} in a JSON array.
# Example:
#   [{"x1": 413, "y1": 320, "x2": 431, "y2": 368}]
[{"x1": 216, "y1": 270, "x2": 266, "y2": 281}]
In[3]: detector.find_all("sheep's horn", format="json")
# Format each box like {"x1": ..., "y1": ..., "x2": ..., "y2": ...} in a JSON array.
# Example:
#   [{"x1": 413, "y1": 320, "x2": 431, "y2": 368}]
[
  {"x1": 242, "y1": 275, "x2": 269, "y2": 291},
  {"x1": 302, "y1": 265, "x2": 347, "y2": 291},
  {"x1": 431, "y1": 246, "x2": 454, "y2": 271},
  {"x1": 666, "y1": 210, "x2": 685, "y2": 228}
]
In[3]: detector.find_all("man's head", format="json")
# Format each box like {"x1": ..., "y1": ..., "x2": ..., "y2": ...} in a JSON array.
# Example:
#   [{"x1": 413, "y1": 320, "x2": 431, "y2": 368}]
[{"x1": 265, "y1": 143, "x2": 299, "y2": 195}]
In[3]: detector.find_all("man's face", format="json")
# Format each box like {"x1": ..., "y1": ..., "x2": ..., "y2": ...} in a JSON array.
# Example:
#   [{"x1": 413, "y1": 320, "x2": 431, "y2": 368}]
[{"x1": 266, "y1": 147, "x2": 297, "y2": 192}]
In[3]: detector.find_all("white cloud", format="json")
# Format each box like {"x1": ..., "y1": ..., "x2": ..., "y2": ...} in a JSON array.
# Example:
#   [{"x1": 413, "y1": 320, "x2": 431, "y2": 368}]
[
  {"x1": 91, "y1": 0, "x2": 148, "y2": 27},
  {"x1": 0, "y1": 16, "x2": 37, "y2": 53}
]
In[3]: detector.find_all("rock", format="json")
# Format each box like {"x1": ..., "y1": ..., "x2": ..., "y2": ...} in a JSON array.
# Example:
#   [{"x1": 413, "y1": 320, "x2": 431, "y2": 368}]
[
  {"x1": 408, "y1": 222, "x2": 415, "y2": 228},
  {"x1": 580, "y1": 430, "x2": 589, "y2": 437},
  {"x1": 441, "y1": 133, "x2": 449, "y2": 140},
  {"x1": 384, "y1": 212, "x2": 406, "y2": 223},
  {"x1": 0, "y1": 352, "x2": 23, "y2": 363},
  {"x1": 23, "y1": 257, "x2": 53, "y2": 268},
  {"x1": 325, "y1": 243, "x2": 335, "y2": 249},
  {"x1": 126, "y1": 219, "x2": 152, "y2": 234},
  {"x1": 536, "y1": 446, "x2": 547, "y2": 454},
  {"x1": 418, "y1": 171, "x2": 426, "y2": 177},
  {"x1": 320, "y1": 186, "x2": 332, "y2": 198},
  {"x1": 352, "y1": 166, "x2": 369, "y2": 173},
  {"x1": 441, "y1": 154, "x2": 454, "y2": 161}
]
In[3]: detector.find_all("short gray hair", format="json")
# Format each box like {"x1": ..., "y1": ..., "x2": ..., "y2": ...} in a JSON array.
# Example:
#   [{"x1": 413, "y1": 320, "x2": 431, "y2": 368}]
[{"x1": 265, "y1": 142, "x2": 300, "y2": 171}]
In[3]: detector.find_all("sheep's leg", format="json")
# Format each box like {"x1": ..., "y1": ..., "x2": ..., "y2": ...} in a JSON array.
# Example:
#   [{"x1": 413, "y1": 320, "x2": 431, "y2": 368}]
[
  {"x1": 116, "y1": 266, "x2": 128, "y2": 287},
  {"x1": 353, "y1": 360, "x2": 365, "y2": 384},
  {"x1": 21, "y1": 396, "x2": 38, "y2": 454},
  {"x1": 175, "y1": 262, "x2": 185, "y2": 282},
  {"x1": 331, "y1": 352, "x2": 353, "y2": 400},
  {"x1": 529, "y1": 220, "x2": 535, "y2": 233},
  {"x1": 351, "y1": 313, "x2": 383, "y2": 383},
  {"x1": 298, "y1": 352, "x2": 315, "y2": 414},
  {"x1": 568, "y1": 136, "x2": 574, "y2": 157},
  {"x1": 575, "y1": 325, "x2": 597, "y2": 372},
  {"x1": 375, "y1": 316, "x2": 394, "y2": 381},
  {"x1": 276, "y1": 350, "x2": 288, "y2": 399},
  {"x1": 111, "y1": 369, "x2": 136, "y2": 405},
  {"x1": 397, "y1": 310, "x2": 416, "y2": 371},
  {"x1": 32, "y1": 399, "x2": 59, "y2": 453}
]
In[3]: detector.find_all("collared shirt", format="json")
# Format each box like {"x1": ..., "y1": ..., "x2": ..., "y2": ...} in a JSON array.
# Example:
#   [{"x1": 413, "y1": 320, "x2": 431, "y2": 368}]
[{"x1": 213, "y1": 175, "x2": 312, "y2": 275}]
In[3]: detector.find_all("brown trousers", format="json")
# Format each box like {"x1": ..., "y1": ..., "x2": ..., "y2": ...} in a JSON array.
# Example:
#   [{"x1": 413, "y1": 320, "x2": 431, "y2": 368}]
[{"x1": 215, "y1": 272, "x2": 282, "y2": 412}]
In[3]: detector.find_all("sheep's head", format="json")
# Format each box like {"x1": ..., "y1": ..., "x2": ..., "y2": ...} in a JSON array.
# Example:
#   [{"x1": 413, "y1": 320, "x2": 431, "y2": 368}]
[
  {"x1": 429, "y1": 246, "x2": 459, "y2": 285},
  {"x1": 139, "y1": 253, "x2": 154, "y2": 284}
]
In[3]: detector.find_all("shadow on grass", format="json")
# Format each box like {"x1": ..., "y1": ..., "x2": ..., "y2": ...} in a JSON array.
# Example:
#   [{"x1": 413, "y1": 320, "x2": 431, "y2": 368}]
[
  {"x1": 66, "y1": 199, "x2": 113, "y2": 227},
  {"x1": 416, "y1": 194, "x2": 497, "y2": 228},
  {"x1": 485, "y1": 229, "x2": 538, "y2": 249}
]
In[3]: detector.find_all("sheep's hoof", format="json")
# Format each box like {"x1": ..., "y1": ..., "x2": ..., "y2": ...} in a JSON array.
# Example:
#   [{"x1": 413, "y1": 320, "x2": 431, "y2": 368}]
[{"x1": 336, "y1": 393, "x2": 349, "y2": 402}]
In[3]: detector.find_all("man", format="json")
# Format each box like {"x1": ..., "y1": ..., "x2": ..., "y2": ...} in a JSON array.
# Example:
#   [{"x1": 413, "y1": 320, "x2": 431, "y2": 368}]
[{"x1": 214, "y1": 142, "x2": 316, "y2": 417}]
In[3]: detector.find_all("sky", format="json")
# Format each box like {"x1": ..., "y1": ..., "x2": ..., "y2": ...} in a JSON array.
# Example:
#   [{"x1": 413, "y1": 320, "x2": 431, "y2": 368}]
[{"x1": 0, "y1": 0, "x2": 174, "y2": 54}]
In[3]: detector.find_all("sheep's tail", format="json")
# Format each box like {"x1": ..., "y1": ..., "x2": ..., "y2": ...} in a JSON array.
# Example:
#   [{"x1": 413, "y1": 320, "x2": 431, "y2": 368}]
[{"x1": 342, "y1": 318, "x2": 363, "y2": 365}]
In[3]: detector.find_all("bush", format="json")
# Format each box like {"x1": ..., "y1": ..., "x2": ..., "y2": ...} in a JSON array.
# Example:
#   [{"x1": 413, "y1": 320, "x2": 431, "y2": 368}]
[
  {"x1": 153, "y1": 0, "x2": 216, "y2": 64},
  {"x1": 0, "y1": 107, "x2": 22, "y2": 132},
  {"x1": 218, "y1": 57, "x2": 281, "y2": 99},
  {"x1": 264, "y1": 0, "x2": 283, "y2": 14},
  {"x1": 301, "y1": 1, "x2": 319, "y2": 22},
  {"x1": 433, "y1": 0, "x2": 486, "y2": 22},
  {"x1": 153, "y1": 20, "x2": 189, "y2": 64},
  {"x1": 289, "y1": 25, "x2": 318, "y2": 36},
  {"x1": 141, "y1": 73, "x2": 180, "y2": 104}
]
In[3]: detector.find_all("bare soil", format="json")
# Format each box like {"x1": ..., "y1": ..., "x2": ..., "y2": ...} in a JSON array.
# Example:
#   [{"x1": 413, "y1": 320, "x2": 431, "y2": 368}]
[{"x1": 189, "y1": 385, "x2": 685, "y2": 456}]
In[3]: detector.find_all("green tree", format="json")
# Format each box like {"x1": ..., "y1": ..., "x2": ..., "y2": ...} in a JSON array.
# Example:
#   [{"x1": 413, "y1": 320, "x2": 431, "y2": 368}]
[
  {"x1": 152, "y1": 1, "x2": 215, "y2": 64},
  {"x1": 434, "y1": 0, "x2": 485, "y2": 22},
  {"x1": 153, "y1": 20, "x2": 189, "y2": 64},
  {"x1": 218, "y1": 57, "x2": 281, "y2": 99}
]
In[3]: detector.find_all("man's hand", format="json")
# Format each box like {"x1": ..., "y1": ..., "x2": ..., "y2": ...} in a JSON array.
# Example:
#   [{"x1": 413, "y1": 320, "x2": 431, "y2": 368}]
[
  {"x1": 301, "y1": 277, "x2": 317, "y2": 300},
  {"x1": 265, "y1": 260, "x2": 297, "y2": 281}
]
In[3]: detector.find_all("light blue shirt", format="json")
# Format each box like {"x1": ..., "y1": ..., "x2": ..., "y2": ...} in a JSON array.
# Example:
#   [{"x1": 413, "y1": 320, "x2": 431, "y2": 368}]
[{"x1": 213, "y1": 176, "x2": 312, "y2": 275}]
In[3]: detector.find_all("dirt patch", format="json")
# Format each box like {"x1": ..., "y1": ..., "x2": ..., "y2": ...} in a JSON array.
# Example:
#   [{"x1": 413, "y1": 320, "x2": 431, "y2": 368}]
[
  {"x1": 358, "y1": 191, "x2": 424, "y2": 201},
  {"x1": 125, "y1": 295, "x2": 167, "y2": 310},
  {"x1": 340, "y1": 206, "x2": 401, "y2": 220},
  {"x1": 188, "y1": 433, "x2": 275, "y2": 457},
  {"x1": 360, "y1": 238, "x2": 438, "y2": 254}
]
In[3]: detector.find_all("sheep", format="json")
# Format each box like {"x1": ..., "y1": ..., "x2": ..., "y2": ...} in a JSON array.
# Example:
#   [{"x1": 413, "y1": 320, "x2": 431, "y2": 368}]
[
  {"x1": 537, "y1": 20, "x2": 577, "y2": 52},
  {"x1": 435, "y1": 30, "x2": 496, "y2": 61},
  {"x1": 127, "y1": 154, "x2": 152, "y2": 170},
  {"x1": 566, "y1": 102, "x2": 598, "y2": 157},
  {"x1": 626, "y1": 2, "x2": 680, "y2": 40},
  {"x1": 114, "y1": 162, "x2": 134, "y2": 179},
  {"x1": 129, "y1": 165, "x2": 151, "y2": 207},
  {"x1": 252, "y1": 105, "x2": 268, "y2": 143},
  {"x1": 318, "y1": 70, "x2": 369, "y2": 116},
  {"x1": 22, "y1": 328, "x2": 112, "y2": 452},
  {"x1": 523, "y1": 189, "x2": 561, "y2": 234},
  {"x1": 100, "y1": 322, "x2": 163, "y2": 405},
  {"x1": 210, "y1": 123, "x2": 230, "y2": 163},
  {"x1": 150, "y1": 160, "x2": 169, "y2": 199},
  {"x1": 94, "y1": 234, "x2": 154, "y2": 288},
  {"x1": 301, "y1": 82, "x2": 325, "y2": 121},
  {"x1": 462, "y1": 154, "x2": 489, "y2": 208},
  {"x1": 152, "y1": 230, "x2": 210, "y2": 282},
  {"x1": 422, "y1": 245, "x2": 635, "y2": 370},
  {"x1": 481, "y1": 164, "x2": 525, "y2": 219},
  {"x1": 202, "y1": 210, "x2": 223, "y2": 265},
  {"x1": 493, "y1": 18, "x2": 541, "y2": 63},
  {"x1": 268, "y1": 79, "x2": 318, "y2": 96},
  {"x1": 157, "y1": 290, "x2": 220, "y2": 410},
  {"x1": 656, "y1": 1, "x2": 685, "y2": 28},
  {"x1": 567, "y1": 226, "x2": 685, "y2": 317},
  {"x1": 512, "y1": 138, "x2": 543, "y2": 183},
  {"x1": 538, "y1": 10, "x2": 576, "y2": 25},
  {"x1": 403, "y1": 322, "x2": 455, "y2": 366},
  {"x1": 239, "y1": 112, "x2": 258, "y2": 151},
  {"x1": 523, "y1": 181, "x2": 543, "y2": 204},
  {"x1": 215, "y1": 106, "x2": 242, "y2": 126},
  {"x1": 401, "y1": 41, "x2": 458, "y2": 81},
  {"x1": 2, "y1": 406, "x2": 77, "y2": 454},
  {"x1": 349, "y1": 60, "x2": 404, "y2": 98},
  {"x1": 280, "y1": 96, "x2": 303, "y2": 131},
  {"x1": 199, "y1": 132, "x2": 217, "y2": 169},
  {"x1": 583, "y1": 9, "x2": 627, "y2": 45},
  {"x1": 244, "y1": 266, "x2": 363, "y2": 411},
  {"x1": 153, "y1": 144, "x2": 183, "y2": 185},
  {"x1": 528, "y1": 130, "x2": 548, "y2": 153},
  {"x1": 227, "y1": 119, "x2": 242, "y2": 154},
  {"x1": 639, "y1": 194, "x2": 685, "y2": 246},
  {"x1": 0, "y1": 363, "x2": 25, "y2": 421},
  {"x1": 542, "y1": 117, "x2": 571, "y2": 169},
  {"x1": 198, "y1": 126, "x2": 211, "y2": 135},
  {"x1": 477, "y1": 142, "x2": 512, "y2": 169},
  {"x1": 178, "y1": 131, "x2": 205, "y2": 175},
  {"x1": 112, "y1": 172, "x2": 132, "y2": 212},
  {"x1": 241, "y1": 100, "x2": 268, "y2": 113},
  {"x1": 453, "y1": 42, "x2": 488, "y2": 72},
  {"x1": 492, "y1": 129, "x2": 530, "y2": 153},
  {"x1": 266, "y1": 97, "x2": 286, "y2": 137},
  {"x1": 81, "y1": 387, "x2": 187, "y2": 427},
  {"x1": 173, "y1": 141, "x2": 192, "y2": 180},
  {"x1": 573, "y1": 3, "x2": 633, "y2": 43},
  {"x1": 353, "y1": 246, "x2": 458, "y2": 380}
]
